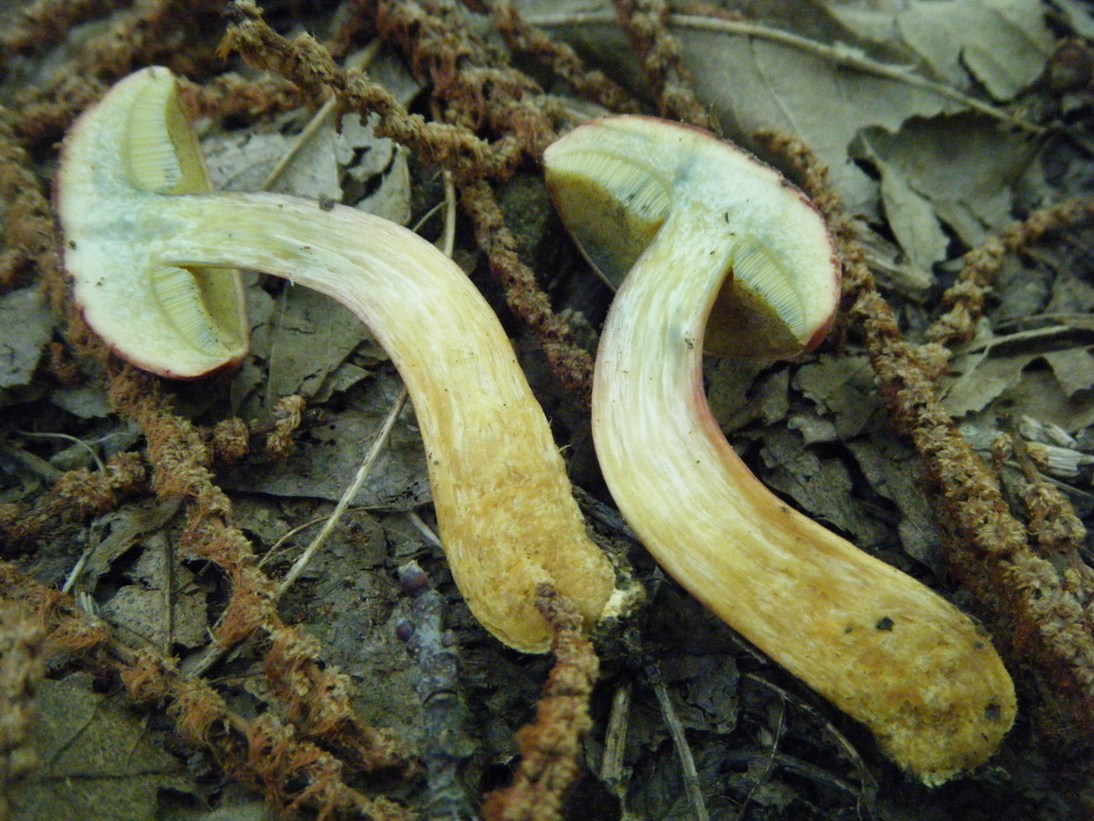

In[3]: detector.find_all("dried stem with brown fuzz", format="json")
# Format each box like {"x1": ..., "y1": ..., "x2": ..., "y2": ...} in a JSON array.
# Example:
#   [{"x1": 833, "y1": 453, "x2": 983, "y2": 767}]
[
  {"x1": 0, "y1": 110, "x2": 63, "y2": 292},
  {"x1": 0, "y1": 562, "x2": 412, "y2": 820},
  {"x1": 612, "y1": 0, "x2": 709, "y2": 128},
  {"x1": 481, "y1": 0, "x2": 639, "y2": 114},
  {"x1": 107, "y1": 369, "x2": 413, "y2": 774},
  {"x1": 221, "y1": 0, "x2": 597, "y2": 399},
  {"x1": 223, "y1": 0, "x2": 512, "y2": 179},
  {"x1": 0, "y1": 0, "x2": 124, "y2": 61},
  {"x1": 481, "y1": 586, "x2": 600, "y2": 821},
  {"x1": 10, "y1": 0, "x2": 227, "y2": 147},
  {"x1": 923, "y1": 199, "x2": 1093, "y2": 350},
  {"x1": 0, "y1": 453, "x2": 147, "y2": 554},
  {"x1": 0, "y1": 601, "x2": 46, "y2": 821},
  {"x1": 462, "y1": 180, "x2": 595, "y2": 400}
]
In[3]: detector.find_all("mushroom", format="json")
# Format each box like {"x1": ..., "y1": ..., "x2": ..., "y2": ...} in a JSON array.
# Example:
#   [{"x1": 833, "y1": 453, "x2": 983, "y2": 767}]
[
  {"x1": 544, "y1": 115, "x2": 1015, "y2": 783},
  {"x1": 56, "y1": 66, "x2": 622, "y2": 653}
]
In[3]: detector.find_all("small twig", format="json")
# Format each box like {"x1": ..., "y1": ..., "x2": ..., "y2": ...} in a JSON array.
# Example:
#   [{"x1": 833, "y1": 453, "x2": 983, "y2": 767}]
[
  {"x1": 60, "y1": 538, "x2": 95, "y2": 596},
  {"x1": 599, "y1": 680, "x2": 633, "y2": 797},
  {"x1": 734, "y1": 690, "x2": 784, "y2": 821},
  {"x1": 14, "y1": 431, "x2": 105, "y2": 473},
  {"x1": 406, "y1": 511, "x2": 444, "y2": 549},
  {"x1": 258, "y1": 42, "x2": 381, "y2": 193},
  {"x1": 742, "y1": 672, "x2": 873, "y2": 792},
  {"x1": 527, "y1": 11, "x2": 1046, "y2": 135},
  {"x1": 719, "y1": 749, "x2": 864, "y2": 801},
  {"x1": 0, "y1": 443, "x2": 64, "y2": 484},
  {"x1": 647, "y1": 662, "x2": 708, "y2": 821},
  {"x1": 160, "y1": 531, "x2": 175, "y2": 655},
  {"x1": 276, "y1": 387, "x2": 408, "y2": 598},
  {"x1": 441, "y1": 170, "x2": 457, "y2": 256},
  {"x1": 397, "y1": 561, "x2": 477, "y2": 820}
]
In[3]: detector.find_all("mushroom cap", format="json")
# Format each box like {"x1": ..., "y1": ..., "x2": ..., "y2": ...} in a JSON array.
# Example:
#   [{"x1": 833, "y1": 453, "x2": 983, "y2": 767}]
[
  {"x1": 544, "y1": 115, "x2": 841, "y2": 358},
  {"x1": 57, "y1": 67, "x2": 248, "y2": 378}
]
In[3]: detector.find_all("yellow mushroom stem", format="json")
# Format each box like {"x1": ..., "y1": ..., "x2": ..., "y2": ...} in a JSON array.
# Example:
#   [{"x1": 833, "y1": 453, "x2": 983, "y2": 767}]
[
  {"x1": 156, "y1": 192, "x2": 618, "y2": 652},
  {"x1": 596, "y1": 209, "x2": 1015, "y2": 781}
]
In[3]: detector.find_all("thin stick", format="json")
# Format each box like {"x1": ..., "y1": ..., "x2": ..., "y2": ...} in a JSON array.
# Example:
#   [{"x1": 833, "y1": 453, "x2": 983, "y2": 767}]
[
  {"x1": 648, "y1": 663, "x2": 708, "y2": 821},
  {"x1": 599, "y1": 680, "x2": 633, "y2": 797},
  {"x1": 259, "y1": 42, "x2": 381, "y2": 192},
  {"x1": 276, "y1": 386, "x2": 408, "y2": 598},
  {"x1": 742, "y1": 672, "x2": 872, "y2": 785},
  {"x1": 734, "y1": 691, "x2": 784, "y2": 821},
  {"x1": 271, "y1": 103, "x2": 461, "y2": 603},
  {"x1": 397, "y1": 560, "x2": 476, "y2": 820},
  {"x1": 407, "y1": 510, "x2": 444, "y2": 549},
  {"x1": 526, "y1": 11, "x2": 1045, "y2": 135}
]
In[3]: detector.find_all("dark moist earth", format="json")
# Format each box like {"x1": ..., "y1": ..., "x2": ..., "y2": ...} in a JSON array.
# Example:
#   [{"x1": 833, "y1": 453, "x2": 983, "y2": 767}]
[{"x1": 1, "y1": 1, "x2": 1092, "y2": 820}]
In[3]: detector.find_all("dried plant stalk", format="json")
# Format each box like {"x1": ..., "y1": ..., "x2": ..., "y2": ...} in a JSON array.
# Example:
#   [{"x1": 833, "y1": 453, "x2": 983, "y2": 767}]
[
  {"x1": 107, "y1": 368, "x2": 413, "y2": 774},
  {"x1": 0, "y1": 562, "x2": 411, "y2": 820},
  {"x1": 484, "y1": 0, "x2": 638, "y2": 113},
  {"x1": 924, "y1": 199, "x2": 1092, "y2": 350},
  {"x1": 223, "y1": 0, "x2": 509, "y2": 178},
  {"x1": 612, "y1": 0, "x2": 709, "y2": 127},
  {"x1": 0, "y1": 601, "x2": 46, "y2": 821},
  {"x1": 222, "y1": 0, "x2": 596, "y2": 397},
  {"x1": 0, "y1": 453, "x2": 147, "y2": 553},
  {"x1": 481, "y1": 587, "x2": 599, "y2": 821}
]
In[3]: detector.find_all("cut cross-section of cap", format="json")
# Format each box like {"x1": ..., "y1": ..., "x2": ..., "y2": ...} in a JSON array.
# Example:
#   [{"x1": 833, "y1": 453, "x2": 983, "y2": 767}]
[
  {"x1": 61, "y1": 68, "x2": 248, "y2": 378},
  {"x1": 545, "y1": 115, "x2": 840, "y2": 358}
]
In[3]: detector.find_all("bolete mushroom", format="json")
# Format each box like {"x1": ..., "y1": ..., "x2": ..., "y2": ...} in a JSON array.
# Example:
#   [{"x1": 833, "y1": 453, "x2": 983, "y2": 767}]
[
  {"x1": 544, "y1": 115, "x2": 1015, "y2": 783},
  {"x1": 56, "y1": 66, "x2": 622, "y2": 653}
]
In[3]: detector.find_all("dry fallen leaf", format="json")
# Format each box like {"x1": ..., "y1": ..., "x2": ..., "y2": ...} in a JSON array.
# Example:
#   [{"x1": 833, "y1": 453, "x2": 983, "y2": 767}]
[
  {"x1": 834, "y1": 0, "x2": 1055, "y2": 101},
  {"x1": 222, "y1": 371, "x2": 431, "y2": 508},
  {"x1": 9, "y1": 674, "x2": 195, "y2": 820},
  {"x1": 941, "y1": 327, "x2": 1094, "y2": 423},
  {"x1": 100, "y1": 537, "x2": 209, "y2": 650},
  {"x1": 0, "y1": 286, "x2": 52, "y2": 392}
]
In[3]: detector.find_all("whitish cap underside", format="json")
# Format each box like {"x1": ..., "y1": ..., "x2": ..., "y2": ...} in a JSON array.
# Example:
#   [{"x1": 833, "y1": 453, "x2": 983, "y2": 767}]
[
  {"x1": 544, "y1": 116, "x2": 840, "y2": 357},
  {"x1": 59, "y1": 67, "x2": 248, "y2": 378}
]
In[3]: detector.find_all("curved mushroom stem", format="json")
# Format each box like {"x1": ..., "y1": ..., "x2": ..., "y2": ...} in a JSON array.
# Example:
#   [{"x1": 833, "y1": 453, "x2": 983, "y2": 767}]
[
  {"x1": 595, "y1": 209, "x2": 1015, "y2": 780},
  {"x1": 549, "y1": 116, "x2": 1017, "y2": 783},
  {"x1": 57, "y1": 67, "x2": 621, "y2": 653},
  {"x1": 162, "y1": 193, "x2": 615, "y2": 651}
]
